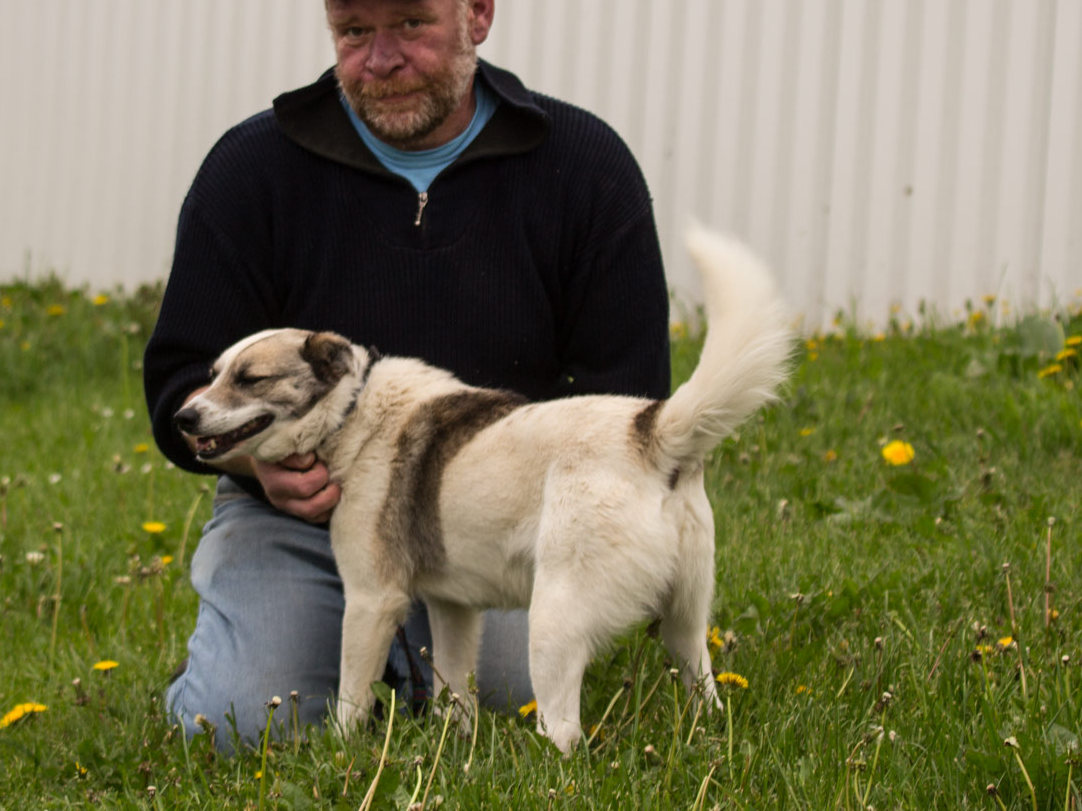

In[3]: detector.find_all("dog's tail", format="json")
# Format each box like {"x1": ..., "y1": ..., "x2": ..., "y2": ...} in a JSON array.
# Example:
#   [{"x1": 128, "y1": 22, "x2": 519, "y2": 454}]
[{"x1": 653, "y1": 227, "x2": 792, "y2": 467}]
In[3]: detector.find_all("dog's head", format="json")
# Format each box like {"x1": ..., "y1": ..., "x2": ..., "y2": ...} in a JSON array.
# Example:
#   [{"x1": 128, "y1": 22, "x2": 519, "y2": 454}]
[{"x1": 173, "y1": 329, "x2": 365, "y2": 463}]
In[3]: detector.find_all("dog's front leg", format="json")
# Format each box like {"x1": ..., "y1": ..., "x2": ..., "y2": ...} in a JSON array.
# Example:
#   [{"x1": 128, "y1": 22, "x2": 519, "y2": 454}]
[
  {"x1": 425, "y1": 598, "x2": 482, "y2": 725},
  {"x1": 336, "y1": 590, "x2": 411, "y2": 734}
]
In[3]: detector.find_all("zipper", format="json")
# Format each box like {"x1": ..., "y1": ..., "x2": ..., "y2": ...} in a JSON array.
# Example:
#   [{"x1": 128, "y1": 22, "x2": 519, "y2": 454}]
[{"x1": 413, "y1": 191, "x2": 429, "y2": 227}]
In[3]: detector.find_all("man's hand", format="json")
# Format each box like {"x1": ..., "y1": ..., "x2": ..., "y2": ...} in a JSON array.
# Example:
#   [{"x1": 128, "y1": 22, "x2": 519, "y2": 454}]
[{"x1": 252, "y1": 453, "x2": 341, "y2": 524}]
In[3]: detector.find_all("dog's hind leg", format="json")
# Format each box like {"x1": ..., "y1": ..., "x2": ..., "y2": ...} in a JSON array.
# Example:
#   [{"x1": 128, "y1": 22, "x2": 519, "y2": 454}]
[
  {"x1": 425, "y1": 598, "x2": 482, "y2": 722},
  {"x1": 336, "y1": 589, "x2": 412, "y2": 733},
  {"x1": 527, "y1": 580, "x2": 594, "y2": 754},
  {"x1": 659, "y1": 488, "x2": 721, "y2": 710}
]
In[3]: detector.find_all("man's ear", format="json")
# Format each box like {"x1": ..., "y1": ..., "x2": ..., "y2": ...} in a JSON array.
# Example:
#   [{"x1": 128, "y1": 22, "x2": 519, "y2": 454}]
[
  {"x1": 467, "y1": 0, "x2": 495, "y2": 45},
  {"x1": 301, "y1": 331, "x2": 352, "y2": 385}
]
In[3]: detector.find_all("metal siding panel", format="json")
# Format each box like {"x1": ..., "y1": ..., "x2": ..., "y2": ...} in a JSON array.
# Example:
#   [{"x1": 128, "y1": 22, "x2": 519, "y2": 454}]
[
  {"x1": 1042, "y1": 0, "x2": 1082, "y2": 305},
  {"x1": 1, "y1": 1, "x2": 1078, "y2": 327}
]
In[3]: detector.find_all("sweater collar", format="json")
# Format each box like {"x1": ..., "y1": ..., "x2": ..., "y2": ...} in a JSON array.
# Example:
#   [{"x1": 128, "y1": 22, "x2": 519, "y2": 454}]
[{"x1": 272, "y1": 60, "x2": 550, "y2": 174}]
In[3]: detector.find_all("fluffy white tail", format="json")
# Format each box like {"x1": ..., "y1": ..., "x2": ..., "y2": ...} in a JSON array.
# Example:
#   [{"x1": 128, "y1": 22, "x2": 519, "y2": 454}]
[{"x1": 655, "y1": 227, "x2": 792, "y2": 465}]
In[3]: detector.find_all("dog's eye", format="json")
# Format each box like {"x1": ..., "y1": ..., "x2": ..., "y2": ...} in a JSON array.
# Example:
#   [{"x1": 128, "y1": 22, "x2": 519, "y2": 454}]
[{"x1": 234, "y1": 372, "x2": 270, "y2": 387}]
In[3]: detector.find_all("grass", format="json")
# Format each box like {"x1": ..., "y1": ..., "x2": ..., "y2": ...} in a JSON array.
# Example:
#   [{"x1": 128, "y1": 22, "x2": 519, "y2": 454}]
[{"x1": 1, "y1": 279, "x2": 1080, "y2": 809}]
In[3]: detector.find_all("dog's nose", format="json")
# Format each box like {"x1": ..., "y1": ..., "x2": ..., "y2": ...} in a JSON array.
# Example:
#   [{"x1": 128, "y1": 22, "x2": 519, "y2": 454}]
[{"x1": 173, "y1": 407, "x2": 200, "y2": 434}]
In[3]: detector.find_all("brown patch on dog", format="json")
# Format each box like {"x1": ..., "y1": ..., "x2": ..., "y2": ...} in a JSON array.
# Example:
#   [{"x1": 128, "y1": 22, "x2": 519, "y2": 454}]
[
  {"x1": 378, "y1": 388, "x2": 527, "y2": 577},
  {"x1": 631, "y1": 399, "x2": 663, "y2": 453},
  {"x1": 301, "y1": 332, "x2": 353, "y2": 385}
]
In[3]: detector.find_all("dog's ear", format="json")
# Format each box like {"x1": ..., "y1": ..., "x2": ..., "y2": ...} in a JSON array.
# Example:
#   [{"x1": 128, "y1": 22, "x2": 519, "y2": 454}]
[{"x1": 301, "y1": 332, "x2": 352, "y2": 385}]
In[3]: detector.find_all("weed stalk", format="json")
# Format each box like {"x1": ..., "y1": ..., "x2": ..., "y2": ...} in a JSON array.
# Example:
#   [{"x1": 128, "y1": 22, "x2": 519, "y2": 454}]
[
  {"x1": 1004, "y1": 737, "x2": 1037, "y2": 811},
  {"x1": 422, "y1": 694, "x2": 458, "y2": 811},
  {"x1": 49, "y1": 523, "x2": 64, "y2": 664},
  {"x1": 358, "y1": 689, "x2": 395, "y2": 811},
  {"x1": 1003, "y1": 563, "x2": 1028, "y2": 699},
  {"x1": 258, "y1": 696, "x2": 281, "y2": 811},
  {"x1": 1044, "y1": 517, "x2": 1055, "y2": 629}
]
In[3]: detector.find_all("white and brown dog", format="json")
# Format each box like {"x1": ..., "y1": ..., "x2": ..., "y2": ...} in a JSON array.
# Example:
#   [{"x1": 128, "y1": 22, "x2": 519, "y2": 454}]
[{"x1": 173, "y1": 228, "x2": 792, "y2": 753}]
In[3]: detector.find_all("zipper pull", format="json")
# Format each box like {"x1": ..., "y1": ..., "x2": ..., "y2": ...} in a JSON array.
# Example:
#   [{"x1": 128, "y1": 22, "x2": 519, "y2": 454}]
[{"x1": 413, "y1": 191, "x2": 429, "y2": 227}]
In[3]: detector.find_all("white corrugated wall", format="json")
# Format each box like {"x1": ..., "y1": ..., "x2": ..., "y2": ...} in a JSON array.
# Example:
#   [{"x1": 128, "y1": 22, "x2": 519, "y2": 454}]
[{"x1": 1, "y1": 1, "x2": 1079, "y2": 330}]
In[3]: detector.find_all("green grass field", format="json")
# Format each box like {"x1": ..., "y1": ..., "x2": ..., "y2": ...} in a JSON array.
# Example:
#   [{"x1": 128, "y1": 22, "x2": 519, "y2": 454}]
[{"x1": 1, "y1": 279, "x2": 1079, "y2": 809}]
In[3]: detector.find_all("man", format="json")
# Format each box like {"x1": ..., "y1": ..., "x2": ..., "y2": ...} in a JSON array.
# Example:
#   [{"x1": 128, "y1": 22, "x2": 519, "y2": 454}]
[{"x1": 144, "y1": 0, "x2": 670, "y2": 751}]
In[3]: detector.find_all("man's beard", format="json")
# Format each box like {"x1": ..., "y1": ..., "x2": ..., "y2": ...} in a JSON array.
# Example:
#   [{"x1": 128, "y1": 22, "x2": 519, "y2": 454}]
[{"x1": 338, "y1": 34, "x2": 478, "y2": 149}]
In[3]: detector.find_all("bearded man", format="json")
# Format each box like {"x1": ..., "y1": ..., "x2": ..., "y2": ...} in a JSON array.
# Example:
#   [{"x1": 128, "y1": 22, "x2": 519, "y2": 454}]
[{"x1": 144, "y1": 0, "x2": 670, "y2": 752}]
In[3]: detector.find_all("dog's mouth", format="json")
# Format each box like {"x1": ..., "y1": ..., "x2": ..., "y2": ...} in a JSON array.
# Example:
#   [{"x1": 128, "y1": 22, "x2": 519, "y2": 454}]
[{"x1": 193, "y1": 414, "x2": 274, "y2": 460}]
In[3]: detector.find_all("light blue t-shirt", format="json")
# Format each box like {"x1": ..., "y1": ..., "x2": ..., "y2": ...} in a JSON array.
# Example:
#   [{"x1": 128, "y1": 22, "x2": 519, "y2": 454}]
[{"x1": 341, "y1": 81, "x2": 498, "y2": 193}]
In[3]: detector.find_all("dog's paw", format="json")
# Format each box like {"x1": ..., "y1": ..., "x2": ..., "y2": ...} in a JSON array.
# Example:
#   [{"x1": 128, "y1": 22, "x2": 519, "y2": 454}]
[{"x1": 539, "y1": 717, "x2": 583, "y2": 756}]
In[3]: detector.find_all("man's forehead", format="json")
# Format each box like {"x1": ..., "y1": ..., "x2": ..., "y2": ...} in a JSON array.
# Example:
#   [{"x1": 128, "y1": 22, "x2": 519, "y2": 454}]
[{"x1": 326, "y1": 0, "x2": 446, "y2": 15}]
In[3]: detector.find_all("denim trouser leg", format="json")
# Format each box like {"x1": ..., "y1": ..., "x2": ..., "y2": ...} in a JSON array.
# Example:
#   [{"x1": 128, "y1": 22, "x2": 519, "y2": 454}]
[{"x1": 166, "y1": 476, "x2": 533, "y2": 751}]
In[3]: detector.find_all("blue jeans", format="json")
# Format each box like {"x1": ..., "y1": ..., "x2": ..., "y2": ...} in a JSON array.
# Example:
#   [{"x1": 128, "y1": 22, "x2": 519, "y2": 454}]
[{"x1": 166, "y1": 476, "x2": 533, "y2": 752}]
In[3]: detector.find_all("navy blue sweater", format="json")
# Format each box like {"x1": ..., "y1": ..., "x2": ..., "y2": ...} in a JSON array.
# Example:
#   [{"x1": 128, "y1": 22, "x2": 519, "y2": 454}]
[{"x1": 144, "y1": 61, "x2": 670, "y2": 480}]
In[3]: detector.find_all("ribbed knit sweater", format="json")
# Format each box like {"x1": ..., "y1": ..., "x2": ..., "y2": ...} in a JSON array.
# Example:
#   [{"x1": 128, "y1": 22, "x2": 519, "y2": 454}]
[{"x1": 144, "y1": 61, "x2": 671, "y2": 481}]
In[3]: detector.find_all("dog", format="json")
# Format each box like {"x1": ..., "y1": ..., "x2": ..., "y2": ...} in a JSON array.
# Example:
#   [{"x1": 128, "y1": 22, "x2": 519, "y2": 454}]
[{"x1": 172, "y1": 227, "x2": 792, "y2": 753}]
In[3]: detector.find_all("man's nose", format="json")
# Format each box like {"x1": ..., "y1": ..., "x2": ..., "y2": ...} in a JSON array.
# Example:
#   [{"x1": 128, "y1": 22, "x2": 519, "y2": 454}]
[{"x1": 366, "y1": 30, "x2": 405, "y2": 77}]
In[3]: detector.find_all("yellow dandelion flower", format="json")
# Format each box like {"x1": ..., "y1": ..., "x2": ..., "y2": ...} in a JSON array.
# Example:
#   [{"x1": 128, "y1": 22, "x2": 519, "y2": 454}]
[
  {"x1": 670, "y1": 321, "x2": 688, "y2": 340},
  {"x1": 872, "y1": 332, "x2": 886, "y2": 342},
  {"x1": 996, "y1": 636, "x2": 1014, "y2": 650},
  {"x1": 795, "y1": 684, "x2": 812, "y2": 695},
  {"x1": 982, "y1": 294, "x2": 997, "y2": 307},
  {"x1": 1037, "y1": 363, "x2": 1062, "y2": 379},
  {"x1": 799, "y1": 427, "x2": 816, "y2": 438},
  {"x1": 1, "y1": 702, "x2": 48, "y2": 728},
  {"x1": 518, "y1": 699, "x2": 538, "y2": 718},
  {"x1": 142, "y1": 521, "x2": 166, "y2": 534},
  {"x1": 91, "y1": 293, "x2": 110, "y2": 306},
  {"x1": 707, "y1": 626, "x2": 724, "y2": 650},
  {"x1": 0, "y1": 295, "x2": 11, "y2": 309},
  {"x1": 715, "y1": 672, "x2": 749, "y2": 690},
  {"x1": 92, "y1": 660, "x2": 119, "y2": 672},
  {"x1": 1055, "y1": 348, "x2": 1077, "y2": 362},
  {"x1": 881, "y1": 440, "x2": 915, "y2": 466},
  {"x1": 823, "y1": 449, "x2": 838, "y2": 463},
  {"x1": 967, "y1": 310, "x2": 985, "y2": 328},
  {"x1": 46, "y1": 304, "x2": 66, "y2": 317},
  {"x1": 133, "y1": 443, "x2": 150, "y2": 454},
  {"x1": 1066, "y1": 335, "x2": 1081, "y2": 347},
  {"x1": 160, "y1": 555, "x2": 174, "y2": 566}
]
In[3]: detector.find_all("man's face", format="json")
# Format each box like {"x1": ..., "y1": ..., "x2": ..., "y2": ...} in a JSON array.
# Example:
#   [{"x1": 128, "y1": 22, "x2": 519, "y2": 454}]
[{"x1": 327, "y1": 0, "x2": 490, "y2": 150}]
